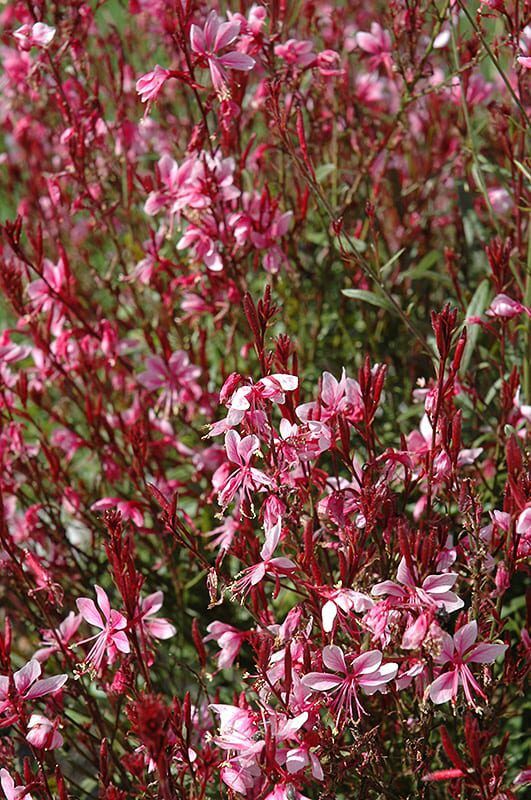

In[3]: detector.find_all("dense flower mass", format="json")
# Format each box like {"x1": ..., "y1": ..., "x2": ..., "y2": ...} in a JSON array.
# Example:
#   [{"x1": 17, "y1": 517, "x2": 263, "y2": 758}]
[{"x1": 0, "y1": 1, "x2": 529, "y2": 799}]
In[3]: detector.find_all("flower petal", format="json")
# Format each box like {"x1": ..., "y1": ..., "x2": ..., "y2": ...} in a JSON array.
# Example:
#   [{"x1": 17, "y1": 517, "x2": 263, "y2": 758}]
[
  {"x1": 322, "y1": 600, "x2": 337, "y2": 633},
  {"x1": 25, "y1": 673, "x2": 68, "y2": 699},
  {"x1": 95, "y1": 585, "x2": 111, "y2": 620},
  {"x1": 322, "y1": 644, "x2": 347, "y2": 674},
  {"x1": 301, "y1": 672, "x2": 342, "y2": 691},
  {"x1": 218, "y1": 52, "x2": 255, "y2": 72},
  {"x1": 76, "y1": 598, "x2": 104, "y2": 629},
  {"x1": 454, "y1": 621, "x2": 477, "y2": 656},
  {"x1": 429, "y1": 669, "x2": 459, "y2": 704},
  {"x1": 14, "y1": 660, "x2": 41, "y2": 694},
  {"x1": 352, "y1": 650, "x2": 382, "y2": 675},
  {"x1": 467, "y1": 642, "x2": 507, "y2": 664}
]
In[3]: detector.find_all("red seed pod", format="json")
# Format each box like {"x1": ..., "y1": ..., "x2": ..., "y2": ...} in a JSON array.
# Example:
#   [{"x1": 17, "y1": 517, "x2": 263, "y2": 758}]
[
  {"x1": 296, "y1": 107, "x2": 315, "y2": 180},
  {"x1": 506, "y1": 435, "x2": 522, "y2": 477},
  {"x1": 192, "y1": 618, "x2": 206, "y2": 668},
  {"x1": 452, "y1": 331, "x2": 467, "y2": 372},
  {"x1": 55, "y1": 767, "x2": 69, "y2": 800},
  {"x1": 182, "y1": 691, "x2": 192, "y2": 731},
  {"x1": 464, "y1": 715, "x2": 482, "y2": 771},
  {"x1": 283, "y1": 645, "x2": 292, "y2": 698},
  {"x1": 99, "y1": 738, "x2": 109, "y2": 786},
  {"x1": 257, "y1": 637, "x2": 272, "y2": 672},
  {"x1": 440, "y1": 726, "x2": 468, "y2": 772},
  {"x1": 451, "y1": 410, "x2": 462, "y2": 460},
  {"x1": 243, "y1": 292, "x2": 261, "y2": 344}
]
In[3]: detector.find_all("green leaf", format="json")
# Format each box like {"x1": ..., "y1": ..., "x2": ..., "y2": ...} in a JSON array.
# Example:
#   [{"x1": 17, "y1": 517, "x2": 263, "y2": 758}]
[
  {"x1": 460, "y1": 279, "x2": 491, "y2": 375},
  {"x1": 514, "y1": 159, "x2": 531, "y2": 183},
  {"x1": 315, "y1": 163, "x2": 336, "y2": 182},
  {"x1": 335, "y1": 236, "x2": 367, "y2": 254},
  {"x1": 341, "y1": 289, "x2": 397, "y2": 314},
  {"x1": 380, "y1": 247, "x2": 406, "y2": 280},
  {"x1": 400, "y1": 250, "x2": 441, "y2": 281}
]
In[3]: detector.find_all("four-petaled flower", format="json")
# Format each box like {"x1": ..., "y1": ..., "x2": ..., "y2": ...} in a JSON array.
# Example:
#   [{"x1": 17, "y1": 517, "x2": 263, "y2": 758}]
[
  {"x1": 76, "y1": 585, "x2": 130, "y2": 671},
  {"x1": 136, "y1": 592, "x2": 176, "y2": 641},
  {"x1": 372, "y1": 557, "x2": 463, "y2": 613},
  {"x1": 190, "y1": 11, "x2": 255, "y2": 92},
  {"x1": 302, "y1": 645, "x2": 398, "y2": 726},
  {"x1": 428, "y1": 621, "x2": 507, "y2": 707},
  {"x1": 232, "y1": 517, "x2": 296, "y2": 598},
  {"x1": 319, "y1": 587, "x2": 374, "y2": 633},
  {"x1": 215, "y1": 429, "x2": 273, "y2": 512},
  {"x1": 0, "y1": 660, "x2": 67, "y2": 722},
  {"x1": 138, "y1": 350, "x2": 202, "y2": 416},
  {"x1": 13, "y1": 23, "x2": 55, "y2": 50}
]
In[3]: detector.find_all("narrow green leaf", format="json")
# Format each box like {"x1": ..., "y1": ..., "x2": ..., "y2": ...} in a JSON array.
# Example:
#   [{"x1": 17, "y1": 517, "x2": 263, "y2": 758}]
[
  {"x1": 401, "y1": 250, "x2": 441, "y2": 281},
  {"x1": 460, "y1": 279, "x2": 491, "y2": 375},
  {"x1": 341, "y1": 289, "x2": 397, "y2": 314},
  {"x1": 514, "y1": 159, "x2": 531, "y2": 183},
  {"x1": 380, "y1": 247, "x2": 406, "y2": 280},
  {"x1": 315, "y1": 163, "x2": 336, "y2": 182}
]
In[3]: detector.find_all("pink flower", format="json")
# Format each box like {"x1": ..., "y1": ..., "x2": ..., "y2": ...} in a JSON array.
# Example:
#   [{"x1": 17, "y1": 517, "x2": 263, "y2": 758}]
[
  {"x1": 215, "y1": 430, "x2": 273, "y2": 511},
  {"x1": 302, "y1": 645, "x2": 398, "y2": 726},
  {"x1": 316, "y1": 49, "x2": 344, "y2": 76},
  {"x1": 211, "y1": 704, "x2": 264, "y2": 794},
  {"x1": 277, "y1": 417, "x2": 332, "y2": 463},
  {"x1": 228, "y1": 374, "x2": 298, "y2": 413},
  {"x1": 274, "y1": 39, "x2": 316, "y2": 68},
  {"x1": 0, "y1": 335, "x2": 31, "y2": 364},
  {"x1": 319, "y1": 587, "x2": 374, "y2": 633},
  {"x1": 27, "y1": 257, "x2": 68, "y2": 334},
  {"x1": 265, "y1": 786, "x2": 311, "y2": 800},
  {"x1": 136, "y1": 65, "x2": 171, "y2": 103},
  {"x1": 232, "y1": 517, "x2": 295, "y2": 598},
  {"x1": 487, "y1": 187, "x2": 512, "y2": 214},
  {"x1": 428, "y1": 621, "x2": 507, "y2": 706},
  {"x1": 190, "y1": 11, "x2": 255, "y2": 92},
  {"x1": 0, "y1": 769, "x2": 34, "y2": 800},
  {"x1": 516, "y1": 507, "x2": 531, "y2": 558},
  {"x1": 486, "y1": 293, "x2": 531, "y2": 319},
  {"x1": 513, "y1": 769, "x2": 531, "y2": 786},
  {"x1": 144, "y1": 154, "x2": 201, "y2": 216},
  {"x1": 517, "y1": 25, "x2": 531, "y2": 68},
  {"x1": 91, "y1": 497, "x2": 144, "y2": 526},
  {"x1": 516, "y1": 506, "x2": 531, "y2": 535},
  {"x1": 138, "y1": 350, "x2": 201, "y2": 414},
  {"x1": 204, "y1": 621, "x2": 246, "y2": 669},
  {"x1": 296, "y1": 369, "x2": 362, "y2": 425},
  {"x1": 355, "y1": 23, "x2": 393, "y2": 73},
  {"x1": 34, "y1": 611, "x2": 82, "y2": 662},
  {"x1": 214, "y1": 373, "x2": 299, "y2": 433},
  {"x1": 400, "y1": 613, "x2": 430, "y2": 650},
  {"x1": 205, "y1": 516, "x2": 239, "y2": 554},
  {"x1": 0, "y1": 660, "x2": 67, "y2": 718},
  {"x1": 26, "y1": 714, "x2": 63, "y2": 749},
  {"x1": 372, "y1": 557, "x2": 463, "y2": 613},
  {"x1": 76, "y1": 585, "x2": 130, "y2": 670},
  {"x1": 229, "y1": 192, "x2": 293, "y2": 273},
  {"x1": 13, "y1": 22, "x2": 55, "y2": 50},
  {"x1": 136, "y1": 592, "x2": 176, "y2": 641},
  {"x1": 285, "y1": 745, "x2": 324, "y2": 780}
]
